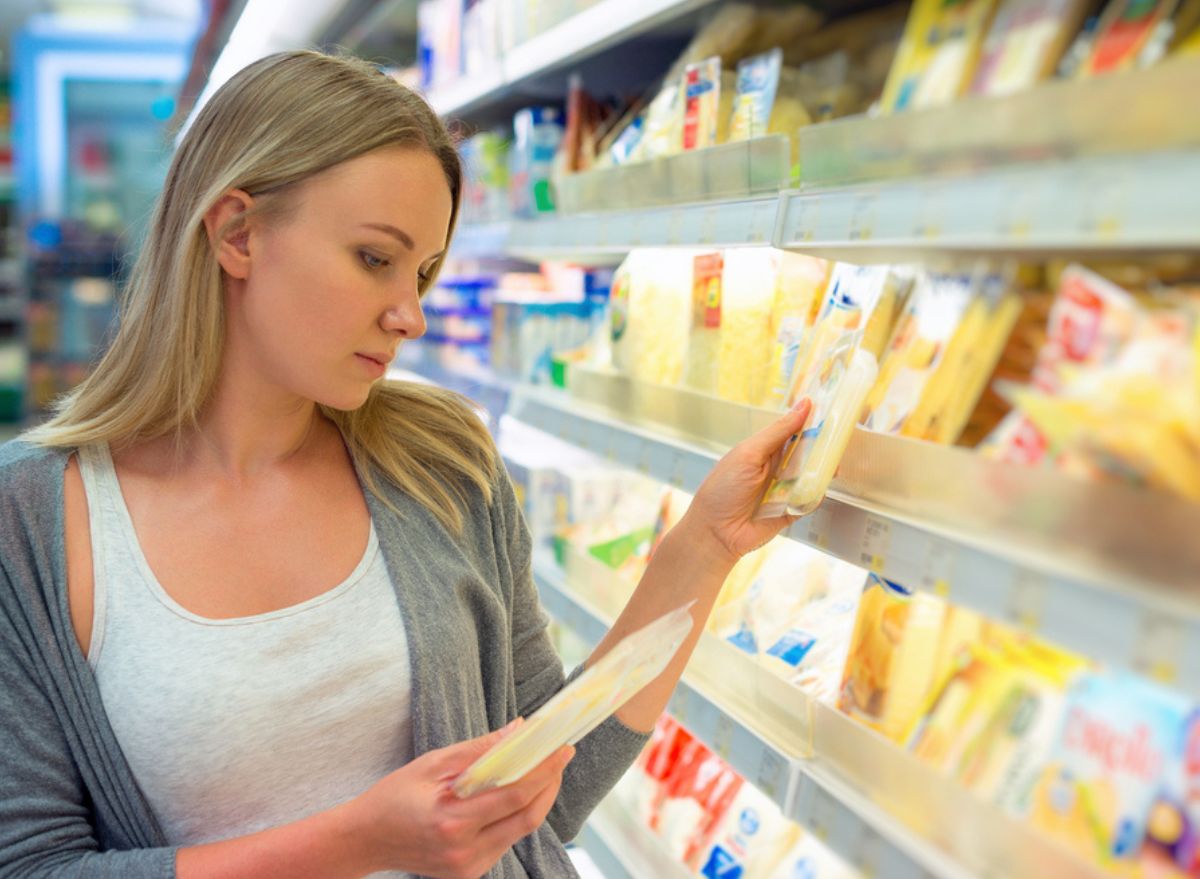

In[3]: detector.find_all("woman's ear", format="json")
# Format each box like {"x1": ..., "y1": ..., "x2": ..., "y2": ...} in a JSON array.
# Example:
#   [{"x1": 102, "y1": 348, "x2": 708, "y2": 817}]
[{"x1": 203, "y1": 190, "x2": 255, "y2": 280}]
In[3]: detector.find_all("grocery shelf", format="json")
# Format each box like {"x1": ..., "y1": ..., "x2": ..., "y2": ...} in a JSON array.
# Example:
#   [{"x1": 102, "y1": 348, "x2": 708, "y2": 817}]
[
  {"x1": 403, "y1": 361, "x2": 1200, "y2": 697},
  {"x1": 575, "y1": 796, "x2": 694, "y2": 879},
  {"x1": 535, "y1": 548, "x2": 1108, "y2": 879},
  {"x1": 777, "y1": 150, "x2": 1200, "y2": 261},
  {"x1": 454, "y1": 147, "x2": 1199, "y2": 262},
  {"x1": 426, "y1": 0, "x2": 717, "y2": 117},
  {"x1": 505, "y1": 195, "x2": 779, "y2": 262}
]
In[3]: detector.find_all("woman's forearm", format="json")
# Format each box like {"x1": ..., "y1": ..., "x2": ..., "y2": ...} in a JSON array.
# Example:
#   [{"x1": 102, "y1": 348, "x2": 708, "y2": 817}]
[{"x1": 588, "y1": 513, "x2": 737, "y2": 733}]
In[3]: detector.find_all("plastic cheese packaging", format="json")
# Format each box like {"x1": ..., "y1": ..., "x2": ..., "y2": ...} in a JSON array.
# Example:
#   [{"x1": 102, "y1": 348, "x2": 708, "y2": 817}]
[
  {"x1": 452, "y1": 602, "x2": 695, "y2": 797},
  {"x1": 729, "y1": 49, "x2": 784, "y2": 141},
  {"x1": 1027, "y1": 673, "x2": 1191, "y2": 868},
  {"x1": 881, "y1": 0, "x2": 1001, "y2": 112},
  {"x1": 610, "y1": 249, "x2": 694, "y2": 386},
  {"x1": 695, "y1": 784, "x2": 798, "y2": 879},
  {"x1": 969, "y1": 0, "x2": 1091, "y2": 96},
  {"x1": 1078, "y1": 0, "x2": 1179, "y2": 76},
  {"x1": 758, "y1": 342, "x2": 878, "y2": 518},
  {"x1": 682, "y1": 57, "x2": 721, "y2": 151},
  {"x1": 838, "y1": 575, "x2": 947, "y2": 743},
  {"x1": 716, "y1": 250, "x2": 779, "y2": 405}
]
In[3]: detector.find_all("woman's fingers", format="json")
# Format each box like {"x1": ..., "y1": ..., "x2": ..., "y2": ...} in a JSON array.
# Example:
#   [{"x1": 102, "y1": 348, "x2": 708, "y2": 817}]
[
  {"x1": 474, "y1": 764, "x2": 564, "y2": 852},
  {"x1": 737, "y1": 398, "x2": 812, "y2": 463},
  {"x1": 450, "y1": 745, "x2": 574, "y2": 824}
]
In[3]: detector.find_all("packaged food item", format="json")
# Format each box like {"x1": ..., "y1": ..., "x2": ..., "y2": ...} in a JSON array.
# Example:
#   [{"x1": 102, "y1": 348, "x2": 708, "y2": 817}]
[
  {"x1": 657, "y1": 747, "x2": 745, "y2": 866},
  {"x1": 863, "y1": 271, "x2": 977, "y2": 435},
  {"x1": 783, "y1": 263, "x2": 893, "y2": 410},
  {"x1": 970, "y1": 0, "x2": 1092, "y2": 95},
  {"x1": 1078, "y1": 0, "x2": 1179, "y2": 76},
  {"x1": 610, "y1": 249, "x2": 694, "y2": 386},
  {"x1": 695, "y1": 784, "x2": 797, "y2": 879},
  {"x1": 1143, "y1": 710, "x2": 1200, "y2": 875},
  {"x1": 729, "y1": 49, "x2": 784, "y2": 141},
  {"x1": 453, "y1": 602, "x2": 695, "y2": 796},
  {"x1": 881, "y1": 0, "x2": 1002, "y2": 112},
  {"x1": 762, "y1": 827, "x2": 862, "y2": 879},
  {"x1": 683, "y1": 252, "x2": 725, "y2": 395},
  {"x1": 1027, "y1": 673, "x2": 1191, "y2": 867},
  {"x1": 715, "y1": 249, "x2": 779, "y2": 405},
  {"x1": 985, "y1": 264, "x2": 1142, "y2": 465},
  {"x1": 838, "y1": 575, "x2": 948, "y2": 743},
  {"x1": 762, "y1": 255, "x2": 833, "y2": 409},
  {"x1": 682, "y1": 57, "x2": 722, "y2": 151},
  {"x1": 759, "y1": 344, "x2": 877, "y2": 518},
  {"x1": 509, "y1": 107, "x2": 563, "y2": 217}
]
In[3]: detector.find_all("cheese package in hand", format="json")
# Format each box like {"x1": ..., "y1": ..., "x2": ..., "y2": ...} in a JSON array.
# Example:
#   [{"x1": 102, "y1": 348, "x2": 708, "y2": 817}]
[{"x1": 453, "y1": 602, "x2": 696, "y2": 797}]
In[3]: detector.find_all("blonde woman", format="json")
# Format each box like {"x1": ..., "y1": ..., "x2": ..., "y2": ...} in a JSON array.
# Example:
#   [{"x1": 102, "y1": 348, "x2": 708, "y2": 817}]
[{"x1": 0, "y1": 51, "x2": 811, "y2": 878}]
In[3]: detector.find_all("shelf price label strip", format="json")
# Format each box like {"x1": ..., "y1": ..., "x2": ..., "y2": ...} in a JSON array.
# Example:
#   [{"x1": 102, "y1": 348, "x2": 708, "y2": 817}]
[{"x1": 505, "y1": 383, "x2": 1200, "y2": 698}]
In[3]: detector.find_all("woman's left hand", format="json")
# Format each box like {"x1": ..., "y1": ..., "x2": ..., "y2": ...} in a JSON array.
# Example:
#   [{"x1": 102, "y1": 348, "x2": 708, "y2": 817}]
[{"x1": 678, "y1": 398, "x2": 812, "y2": 565}]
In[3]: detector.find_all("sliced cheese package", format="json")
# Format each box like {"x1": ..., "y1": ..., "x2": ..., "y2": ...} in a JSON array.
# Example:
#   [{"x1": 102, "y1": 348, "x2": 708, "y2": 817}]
[
  {"x1": 970, "y1": 0, "x2": 1092, "y2": 96},
  {"x1": 610, "y1": 249, "x2": 695, "y2": 386},
  {"x1": 453, "y1": 602, "x2": 695, "y2": 797},
  {"x1": 758, "y1": 341, "x2": 878, "y2": 518}
]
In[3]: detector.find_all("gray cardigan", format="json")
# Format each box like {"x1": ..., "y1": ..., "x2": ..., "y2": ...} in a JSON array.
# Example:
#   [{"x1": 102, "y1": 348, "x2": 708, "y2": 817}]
[{"x1": 0, "y1": 438, "x2": 649, "y2": 877}]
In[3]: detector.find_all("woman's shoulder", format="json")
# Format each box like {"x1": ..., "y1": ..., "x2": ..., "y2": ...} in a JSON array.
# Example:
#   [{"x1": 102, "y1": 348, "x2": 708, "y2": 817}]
[{"x1": 0, "y1": 439, "x2": 70, "y2": 500}]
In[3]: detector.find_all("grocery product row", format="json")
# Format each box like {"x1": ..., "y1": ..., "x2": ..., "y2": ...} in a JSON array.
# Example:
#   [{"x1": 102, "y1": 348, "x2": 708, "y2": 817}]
[
  {"x1": 443, "y1": 0, "x2": 1200, "y2": 227},
  {"x1": 495, "y1": 415, "x2": 1196, "y2": 879}
]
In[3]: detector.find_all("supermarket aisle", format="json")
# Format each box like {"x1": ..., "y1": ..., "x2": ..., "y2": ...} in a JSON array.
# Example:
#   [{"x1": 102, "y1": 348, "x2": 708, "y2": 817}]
[{"x1": 3, "y1": 0, "x2": 1199, "y2": 877}]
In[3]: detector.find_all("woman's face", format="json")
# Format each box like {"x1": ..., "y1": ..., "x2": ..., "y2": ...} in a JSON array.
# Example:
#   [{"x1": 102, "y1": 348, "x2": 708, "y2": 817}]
[{"x1": 237, "y1": 145, "x2": 452, "y2": 410}]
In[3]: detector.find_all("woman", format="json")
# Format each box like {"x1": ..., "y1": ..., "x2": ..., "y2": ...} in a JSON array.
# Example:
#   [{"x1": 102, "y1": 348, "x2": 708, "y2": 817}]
[{"x1": 0, "y1": 51, "x2": 810, "y2": 878}]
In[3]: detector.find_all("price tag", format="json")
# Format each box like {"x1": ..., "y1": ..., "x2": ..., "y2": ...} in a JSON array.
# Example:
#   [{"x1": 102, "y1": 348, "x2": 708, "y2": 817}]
[
  {"x1": 854, "y1": 827, "x2": 883, "y2": 879},
  {"x1": 666, "y1": 210, "x2": 684, "y2": 245},
  {"x1": 1133, "y1": 610, "x2": 1185, "y2": 685},
  {"x1": 746, "y1": 201, "x2": 772, "y2": 244},
  {"x1": 859, "y1": 514, "x2": 891, "y2": 575},
  {"x1": 1008, "y1": 570, "x2": 1047, "y2": 632},
  {"x1": 699, "y1": 207, "x2": 718, "y2": 244},
  {"x1": 915, "y1": 184, "x2": 943, "y2": 240},
  {"x1": 848, "y1": 191, "x2": 877, "y2": 242},
  {"x1": 921, "y1": 539, "x2": 955, "y2": 599},
  {"x1": 713, "y1": 713, "x2": 734, "y2": 760},
  {"x1": 635, "y1": 441, "x2": 652, "y2": 476},
  {"x1": 630, "y1": 214, "x2": 645, "y2": 247},
  {"x1": 755, "y1": 748, "x2": 787, "y2": 805},
  {"x1": 595, "y1": 218, "x2": 609, "y2": 249},
  {"x1": 788, "y1": 197, "x2": 816, "y2": 244},
  {"x1": 602, "y1": 429, "x2": 617, "y2": 462},
  {"x1": 809, "y1": 787, "x2": 835, "y2": 842},
  {"x1": 668, "y1": 451, "x2": 686, "y2": 489}
]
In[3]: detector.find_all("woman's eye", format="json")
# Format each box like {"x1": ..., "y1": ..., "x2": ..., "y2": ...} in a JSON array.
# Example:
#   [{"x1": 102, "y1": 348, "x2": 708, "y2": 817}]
[{"x1": 359, "y1": 251, "x2": 389, "y2": 270}]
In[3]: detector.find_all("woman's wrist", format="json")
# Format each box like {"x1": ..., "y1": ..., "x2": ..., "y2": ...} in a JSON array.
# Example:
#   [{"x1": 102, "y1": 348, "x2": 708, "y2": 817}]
[
  {"x1": 665, "y1": 511, "x2": 740, "y2": 576},
  {"x1": 328, "y1": 794, "x2": 387, "y2": 877}
]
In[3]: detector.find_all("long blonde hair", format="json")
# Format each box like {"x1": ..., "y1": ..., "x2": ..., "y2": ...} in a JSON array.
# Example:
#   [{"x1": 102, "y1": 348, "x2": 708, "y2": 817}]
[{"x1": 26, "y1": 50, "x2": 496, "y2": 531}]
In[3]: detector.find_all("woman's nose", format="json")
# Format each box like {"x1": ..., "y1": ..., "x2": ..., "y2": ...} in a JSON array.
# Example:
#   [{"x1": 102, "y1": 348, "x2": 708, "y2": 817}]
[{"x1": 380, "y1": 294, "x2": 426, "y2": 338}]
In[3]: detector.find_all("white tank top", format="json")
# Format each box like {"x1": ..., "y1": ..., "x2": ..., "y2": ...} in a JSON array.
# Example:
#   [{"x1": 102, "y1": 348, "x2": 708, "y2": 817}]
[{"x1": 78, "y1": 442, "x2": 414, "y2": 876}]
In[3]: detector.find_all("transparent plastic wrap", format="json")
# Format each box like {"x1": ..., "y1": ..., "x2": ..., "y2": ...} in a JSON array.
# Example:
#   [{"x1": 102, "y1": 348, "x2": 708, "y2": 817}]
[
  {"x1": 758, "y1": 340, "x2": 879, "y2": 518},
  {"x1": 452, "y1": 602, "x2": 696, "y2": 797}
]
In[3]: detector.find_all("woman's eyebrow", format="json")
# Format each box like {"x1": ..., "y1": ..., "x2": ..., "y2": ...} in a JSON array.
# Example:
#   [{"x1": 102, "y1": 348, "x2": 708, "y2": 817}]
[{"x1": 360, "y1": 222, "x2": 415, "y2": 250}]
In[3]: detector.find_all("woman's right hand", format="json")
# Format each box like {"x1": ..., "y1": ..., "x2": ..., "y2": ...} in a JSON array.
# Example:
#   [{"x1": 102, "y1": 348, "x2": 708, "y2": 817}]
[{"x1": 342, "y1": 722, "x2": 574, "y2": 878}]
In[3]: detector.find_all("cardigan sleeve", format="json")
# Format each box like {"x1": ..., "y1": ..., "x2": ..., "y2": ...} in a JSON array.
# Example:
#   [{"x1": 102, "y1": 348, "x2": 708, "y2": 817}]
[
  {"x1": 490, "y1": 461, "x2": 651, "y2": 843},
  {"x1": 0, "y1": 569, "x2": 177, "y2": 878}
]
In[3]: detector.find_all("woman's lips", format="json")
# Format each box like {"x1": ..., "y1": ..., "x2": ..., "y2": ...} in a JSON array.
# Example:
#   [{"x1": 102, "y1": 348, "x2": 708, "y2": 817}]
[{"x1": 355, "y1": 353, "x2": 388, "y2": 377}]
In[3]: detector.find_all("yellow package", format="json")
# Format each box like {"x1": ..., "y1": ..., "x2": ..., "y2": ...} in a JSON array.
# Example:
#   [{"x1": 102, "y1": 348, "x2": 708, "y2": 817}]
[
  {"x1": 881, "y1": 0, "x2": 1001, "y2": 112},
  {"x1": 863, "y1": 270, "x2": 977, "y2": 436},
  {"x1": 838, "y1": 575, "x2": 947, "y2": 743},
  {"x1": 715, "y1": 249, "x2": 778, "y2": 405},
  {"x1": 761, "y1": 254, "x2": 832, "y2": 409}
]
